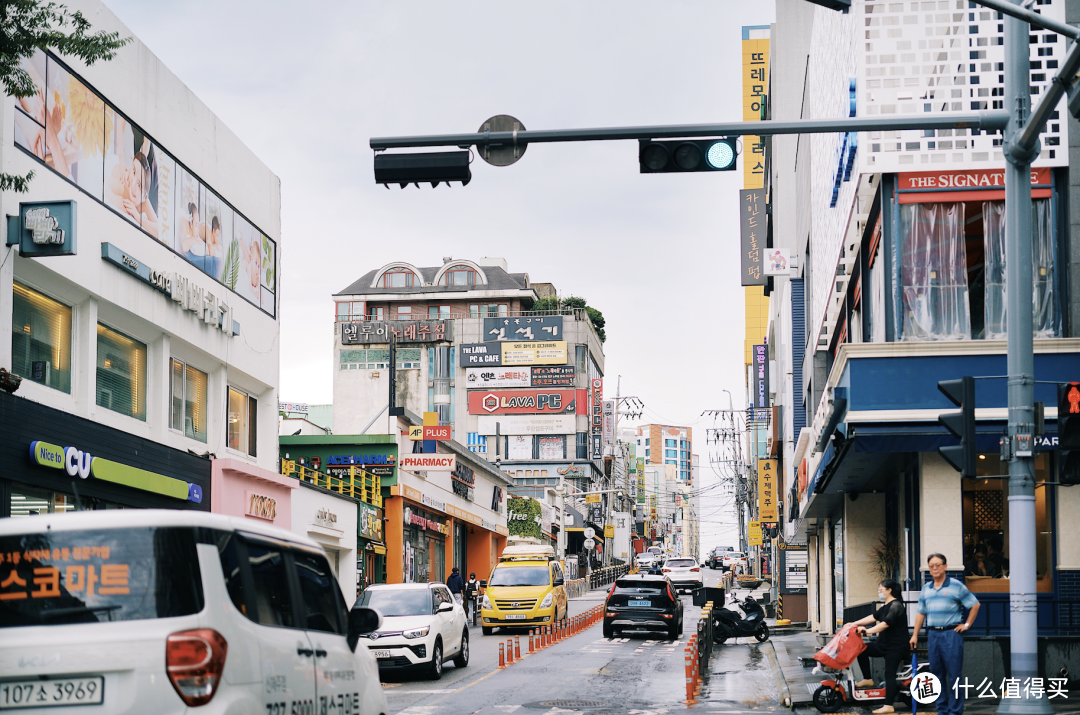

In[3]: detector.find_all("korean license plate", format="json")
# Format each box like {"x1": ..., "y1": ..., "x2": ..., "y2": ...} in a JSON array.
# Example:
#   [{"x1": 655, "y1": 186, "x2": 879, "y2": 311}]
[
  {"x1": 628, "y1": 600, "x2": 651, "y2": 607},
  {"x1": 371, "y1": 650, "x2": 392, "y2": 659},
  {"x1": 505, "y1": 614, "x2": 527, "y2": 620},
  {"x1": 0, "y1": 677, "x2": 104, "y2": 709}
]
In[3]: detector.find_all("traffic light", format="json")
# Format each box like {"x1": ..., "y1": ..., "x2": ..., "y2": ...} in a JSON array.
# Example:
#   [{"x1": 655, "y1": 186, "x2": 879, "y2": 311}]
[
  {"x1": 1058, "y1": 382, "x2": 1080, "y2": 484},
  {"x1": 374, "y1": 151, "x2": 471, "y2": 188},
  {"x1": 639, "y1": 138, "x2": 737, "y2": 174},
  {"x1": 938, "y1": 376, "x2": 976, "y2": 477}
]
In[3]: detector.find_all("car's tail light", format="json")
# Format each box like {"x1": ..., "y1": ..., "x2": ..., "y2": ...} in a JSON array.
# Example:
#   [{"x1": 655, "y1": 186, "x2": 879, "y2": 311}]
[
  {"x1": 690, "y1": 567, "x2": 700, "y2": 572},
  {"x1": 166, "y1": 629, "x2": 228, "y2": 707},
  {"x1": 663, "y1": 568, "x2": 671, "y2": 573},
  {"x1": 608, "y1": 582, "x2": 617, "y2": 598},
  {"x1": 667, "y1": 585, "x2": 677, "y2": 602}
]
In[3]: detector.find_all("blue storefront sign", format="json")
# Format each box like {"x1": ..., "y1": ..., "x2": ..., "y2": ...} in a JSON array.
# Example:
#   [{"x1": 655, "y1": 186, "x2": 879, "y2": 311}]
[{"x1": 6, "y1": 200, "x2": 77, "y2": 257}]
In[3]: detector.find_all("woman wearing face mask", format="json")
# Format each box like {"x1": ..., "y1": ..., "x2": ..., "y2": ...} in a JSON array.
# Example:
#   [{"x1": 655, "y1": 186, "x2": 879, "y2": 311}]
[{"x1": 845, "y1": 578, "x2": 910, "y2": 714}]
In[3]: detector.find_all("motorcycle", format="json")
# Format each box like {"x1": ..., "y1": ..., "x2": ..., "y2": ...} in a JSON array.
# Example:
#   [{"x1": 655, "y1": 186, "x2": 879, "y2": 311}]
[
  {"x1": 713, "y1": 594, "x2": 769, "y2": 644},
  {"x1": 812, "y1": 652, "x2": 929, "y2": 713}
]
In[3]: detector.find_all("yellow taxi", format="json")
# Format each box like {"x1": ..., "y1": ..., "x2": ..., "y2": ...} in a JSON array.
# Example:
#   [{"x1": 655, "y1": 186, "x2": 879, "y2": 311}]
[{"x1": 480, "y1": 539, "x2": 568, "y2": 635}]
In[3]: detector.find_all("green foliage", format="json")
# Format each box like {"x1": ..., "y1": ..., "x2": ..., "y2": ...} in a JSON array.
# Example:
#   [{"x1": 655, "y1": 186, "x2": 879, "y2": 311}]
[
  {"x1": 1, "y1": 1, "x2": 129, "y2": 192},
  {"x1": 507, "y1": 496, "x2": 542, "y2": 539},
  {"x1": 261, "y1": 235, "x2": 275, "y2": 290},
  {"x1": 530, "y1": 295, "x2": 606, "y2": 343},
  {"x1": 222, "y1": 239, "x2": 240, "y2": 289}
]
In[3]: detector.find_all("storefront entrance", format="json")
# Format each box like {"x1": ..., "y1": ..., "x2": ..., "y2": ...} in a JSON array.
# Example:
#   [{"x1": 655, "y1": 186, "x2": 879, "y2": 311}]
[{"x1": 403, "y1": 504, "x2": 447, "y2": 583}]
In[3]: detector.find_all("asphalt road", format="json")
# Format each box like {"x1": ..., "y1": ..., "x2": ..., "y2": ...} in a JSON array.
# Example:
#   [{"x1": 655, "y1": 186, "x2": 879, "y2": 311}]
[{"x1": 377, "y1": 568, "x2": 796, "y2": 715}]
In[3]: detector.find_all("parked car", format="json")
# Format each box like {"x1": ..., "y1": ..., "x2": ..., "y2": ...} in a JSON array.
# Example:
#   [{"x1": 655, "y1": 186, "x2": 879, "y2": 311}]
[
  {"x1": 355, "y1": 583, "x2": 469, "y2": 679},
  {"x1": 722, "y1": 551, "x2": 748, "y2": 573},
  {"x1": 603, "y1": 573, "x2": 684, "y2": 640},
  {"x1": 0, "y1": 509, "x2": 388, "y2": 715},
  {"x1": 662, "y1": 556, "x2": 703, "y2": 593}
]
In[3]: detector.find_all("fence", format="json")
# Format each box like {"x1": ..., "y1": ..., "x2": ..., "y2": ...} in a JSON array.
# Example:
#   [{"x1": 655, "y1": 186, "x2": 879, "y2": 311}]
[{"x1": 589, "y1": 564, "x2": 631, "y2": 590}]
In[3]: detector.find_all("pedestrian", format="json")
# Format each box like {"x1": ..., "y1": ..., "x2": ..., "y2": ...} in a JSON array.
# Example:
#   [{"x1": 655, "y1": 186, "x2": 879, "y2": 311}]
[
  {"x1": 985, "y1": 536, "x2": 1009, "y2": 576},
  {"x1": 910, "y1": 553, "x2": 981, "y2": 715},
  {"x1": 464, "y1": 572, "x2": 480, "y2": 619},
  {"x1": 846, "y1": 578, "x2": 910, "y2": 714},
  {"x1": 446, "y1": 566, "x2": 465, "y2": 604}
]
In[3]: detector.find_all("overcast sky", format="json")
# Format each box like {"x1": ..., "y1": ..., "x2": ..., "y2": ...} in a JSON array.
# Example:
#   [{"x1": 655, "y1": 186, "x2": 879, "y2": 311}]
[{"x1": 102, "y1": 0, "x2": 777, "y2": 552}]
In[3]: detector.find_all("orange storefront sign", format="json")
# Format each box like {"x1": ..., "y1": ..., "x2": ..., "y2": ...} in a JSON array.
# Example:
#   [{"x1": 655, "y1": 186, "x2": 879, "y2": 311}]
[{"x1": 897, "y1": 167, "x2": 1052, "y2": 204}]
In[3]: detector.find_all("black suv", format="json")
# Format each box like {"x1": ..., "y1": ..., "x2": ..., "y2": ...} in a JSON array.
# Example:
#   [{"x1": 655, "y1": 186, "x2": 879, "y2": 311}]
[{"x1": 602, "y1": 574, "x2": 684, "y2": 640}]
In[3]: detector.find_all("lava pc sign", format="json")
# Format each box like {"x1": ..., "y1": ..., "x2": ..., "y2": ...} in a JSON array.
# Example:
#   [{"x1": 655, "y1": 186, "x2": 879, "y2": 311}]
[{"x1": 468, "y1": 389, "x2": 585, "y2": 415}]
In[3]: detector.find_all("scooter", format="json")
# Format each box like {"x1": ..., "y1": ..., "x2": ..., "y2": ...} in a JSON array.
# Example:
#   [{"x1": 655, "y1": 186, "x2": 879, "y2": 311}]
[
  {"x1": 811, "y1": 648, "x2": 929, "y2": 713},
  {"x1": 713, "y1": 594, "x2": 769, "y2": 644}
]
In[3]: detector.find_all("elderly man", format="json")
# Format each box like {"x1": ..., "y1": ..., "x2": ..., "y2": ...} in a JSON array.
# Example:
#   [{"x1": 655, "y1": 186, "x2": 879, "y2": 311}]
[{"x1": 910, "y1": 553, "x2": 981, "y2": 715}]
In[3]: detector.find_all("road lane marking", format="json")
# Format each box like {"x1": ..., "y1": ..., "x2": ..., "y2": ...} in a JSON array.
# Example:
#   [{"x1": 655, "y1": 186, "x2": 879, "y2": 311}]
[{"x1": 386, "y1": 689, "x2": 455, "y2": 695}]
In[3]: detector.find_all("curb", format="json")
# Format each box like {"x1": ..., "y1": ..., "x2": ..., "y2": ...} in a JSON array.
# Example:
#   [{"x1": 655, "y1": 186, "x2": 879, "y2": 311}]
[{"x1": 763, "y1": 639, "x2": 793, "y2": 710}]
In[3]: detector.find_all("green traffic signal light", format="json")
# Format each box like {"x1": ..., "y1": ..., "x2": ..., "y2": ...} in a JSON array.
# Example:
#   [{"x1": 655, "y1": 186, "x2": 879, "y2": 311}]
[{"x1": 639, "y1": 138, "x2": 737, "y2": 174}]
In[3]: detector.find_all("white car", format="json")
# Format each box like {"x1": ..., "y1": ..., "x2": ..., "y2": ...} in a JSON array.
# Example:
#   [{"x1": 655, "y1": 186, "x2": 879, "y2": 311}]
[
  {"x1": 637, "y1": 546, "x2": 664, "y2": 570},
  {"x1": 0, "y1": 509, "x2": 388, "y2": 715},
  {"x1": 662, "y1": 557, "x2": 703, "y2": 592},
  {"x1": 723, "y1": 551, "x2": 748, "y2": 572},
  {"x1": 356, "y1": 583, "x2": 469, "y2": 679}
]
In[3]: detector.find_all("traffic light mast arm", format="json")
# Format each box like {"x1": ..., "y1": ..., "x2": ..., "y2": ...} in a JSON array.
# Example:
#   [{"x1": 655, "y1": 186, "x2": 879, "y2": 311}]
[{"x1": 370, "y1": 111, "x2": 1009, "y2": 151}]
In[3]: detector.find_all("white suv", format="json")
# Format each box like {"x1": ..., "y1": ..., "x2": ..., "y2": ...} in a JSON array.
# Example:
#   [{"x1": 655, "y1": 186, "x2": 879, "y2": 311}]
[
  {"x1": 0, "y1": 509, "x2": 388, "y2": 715},
  {"x1": 356, "y1": 583, "x2": 469, "y2": 679},
  {"x1": 662, "y1": 557, "x2": 703, "y2": 593}
]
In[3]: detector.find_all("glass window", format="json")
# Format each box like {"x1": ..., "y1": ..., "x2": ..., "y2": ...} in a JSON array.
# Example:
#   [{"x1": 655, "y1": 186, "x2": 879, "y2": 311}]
[
  {"x1": 244, "y1": 541, "x2": 294, "y2": 628},
  {"x1": 336, "y1": 301, "x2": 363, "y2": 321},
  {"x1": 397, "y1": 306, "x2": 412, "y2": 317},
  {"x1": 469, "y1": 304, "x2": 507, "y2": 318},
  {"x1": 12, "y1": 283, "x2": 72, "y2": 393},
  {"x1": 228, "y1": 387, "x2": 257, "y2": 457},
  {"x1": 665, "y1": 449, "x2": 677, "y2": 459},
  {"x1": 96, "y1": 324, "x2": 147, "y2": 421},
  {"x1": 575, "y1": 345, "x2": 587, "y2": 374},
  {"x1": 961, "y1": 454, "x2": 1052, "y2": 592},
  {"x1": 645, "y1": 438, "x2": 650, "y2": 446},
  {"x1": 292, "y1": 550, "x2": 346, "y2": 634},
  {"x1": 381, "y1": 269, "x2": 416, "y2": 288},
  {"x1": 576, "y1": 432, "x2": 588, "y2": 459},
  {"x1": 665, "y1": 439, "x2": 677, "y2": 447},
  {"x1": 441, "y1": 266, "x2": 477, "y2": 286},
  {"x1": 645, "y1": 449, "x2": 650, "y2": 457},
  {"x1": 368, "y1": 306, "x2": 385, "y2": 321},
  {"x1": 428, "y1": 305, "x2": 450, "y2": 319},
  {"x1": 170, "y1": 359, "x2": 208, "y2": 442},
  {"x1": 216, "y1": 533, "x2": 247, "y2": 617}
]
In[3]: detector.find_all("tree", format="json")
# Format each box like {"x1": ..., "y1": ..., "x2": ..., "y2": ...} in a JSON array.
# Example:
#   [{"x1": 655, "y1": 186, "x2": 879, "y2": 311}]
[
  {"x1": 1, "y1": 1, "x2": 128, "y2": 191},
  {"x1": 532, "y1": 295, "x2": 606, "y2": 343}
]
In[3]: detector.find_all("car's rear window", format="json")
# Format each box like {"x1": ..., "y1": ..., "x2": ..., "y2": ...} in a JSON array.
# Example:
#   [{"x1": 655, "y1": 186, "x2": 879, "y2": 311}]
[
  {"x1": 666, "y1": 559, "x2": 696, "y2": 568},
  {"x1": 358, "y1": 588, "x2": 433, "y2": 617},
  {"x1": 614, "y1": 578, "x2": 665, "y2": 593},
  {"x1": 727, "y1": 552, "x2": 745, "y2": 558},
  {"x1": 0, "y1": 527, "x2": 204, "y2": 628}
]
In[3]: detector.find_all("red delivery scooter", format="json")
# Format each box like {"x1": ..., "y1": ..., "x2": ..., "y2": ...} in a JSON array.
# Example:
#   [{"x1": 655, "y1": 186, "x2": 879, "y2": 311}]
[{"x1": 811, "y1": 624, "x2": 929, "y2": 713}]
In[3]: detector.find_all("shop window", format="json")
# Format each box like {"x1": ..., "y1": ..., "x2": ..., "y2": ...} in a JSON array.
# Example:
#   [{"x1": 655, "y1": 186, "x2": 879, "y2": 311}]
[
  {"x1": 381, "y1": 269, "x2": 416, "y2": 288},
  {"x1": 228, "y1": 387, "x2": 257, "y2": 457},
  {"x1": 428, "y1": 305, "x2": 451, "y2": 319},
  {"x1": 336, "y1": 301, "x2": 363, "y2": 321},
  {"x1": 440, "y1": 265, "x2": 478, "y2": 286},
  {"x1": 961, "y1": 453, "x2": 1052, "y2": 593},
  {"x1": 897, "y1": 199, "x2": 1058, "y2": 341},
  {"x1": 12, "y1": 282, "x2": 72, "y2": 393},
  {"x1": 96, "y1": 324, "x2": 146, "y2": 421},
  {"x1": 469, "y1": 304, "x2": 508, "y2": 318},
  {"x1": 170, "y1": 359, "x2": 208, "y2": 443},
  {"x1": 538, "y1": 435, "x2": 566, "y2": 460}
]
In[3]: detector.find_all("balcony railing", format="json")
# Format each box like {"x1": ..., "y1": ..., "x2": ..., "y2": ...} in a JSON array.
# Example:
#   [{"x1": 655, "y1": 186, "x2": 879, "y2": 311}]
[{"x1": 280, "y1": 460, "x2": 382, "y2": 507}]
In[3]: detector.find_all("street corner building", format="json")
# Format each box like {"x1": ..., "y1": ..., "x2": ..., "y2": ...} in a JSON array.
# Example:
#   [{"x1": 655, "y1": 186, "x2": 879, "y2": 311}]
[
  {"x1": 747, "y1": 0, "x2": 1080, "y2": 678},
  {"x1": 1, "y1": 0, "x2": 281, "y2": 518},
  {"x1": 328, "y1": 257, "x2": 638, "y2": 577}
]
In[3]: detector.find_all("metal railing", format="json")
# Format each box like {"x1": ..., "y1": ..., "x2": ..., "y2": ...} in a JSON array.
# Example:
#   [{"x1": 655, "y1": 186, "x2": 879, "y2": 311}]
[
  {"x1": 280, "y1": 460, "x2": 383, "y2": 507},
  {"x1": 589, "y1": 564, "x2": 631, "y2": 590}
]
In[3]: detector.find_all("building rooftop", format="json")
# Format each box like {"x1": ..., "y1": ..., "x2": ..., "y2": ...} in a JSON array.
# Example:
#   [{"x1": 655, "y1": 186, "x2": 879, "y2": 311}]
[{"x1": 335, "y1": 259, "x2": 532, "y2": 297}]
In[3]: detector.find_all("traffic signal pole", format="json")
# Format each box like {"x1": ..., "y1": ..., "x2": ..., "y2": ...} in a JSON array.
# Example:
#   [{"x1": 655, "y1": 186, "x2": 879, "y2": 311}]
[{"x1": 370, "y1": 4, "x2": 1072, "y2": 705}]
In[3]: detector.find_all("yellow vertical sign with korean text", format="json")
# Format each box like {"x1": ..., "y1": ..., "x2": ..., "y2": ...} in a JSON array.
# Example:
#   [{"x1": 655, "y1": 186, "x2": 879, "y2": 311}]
[
  {"x1": 742, "y1": 27, "x2": 770, "y2": 190},
  {"x1": 748, "y1": 520, "x2": 763, "y2": 547},
  {"x1": 758, "y1": 458, "x2": 778, "y2": 522}
]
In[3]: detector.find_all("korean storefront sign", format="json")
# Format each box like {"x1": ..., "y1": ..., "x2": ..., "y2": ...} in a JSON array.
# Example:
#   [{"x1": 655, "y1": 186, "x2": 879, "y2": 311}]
[
  {"x1": 402, "y1": 484, "x2": 447, "y2": 514},
  {"x1": 30, "y1": 440, "x2": 202, "y2": 503},
  {"x1": 748, "y1": 520, "x2": 763, "y2": 547},
  {"x1": 897, "y1": 167, "x2": 1052, "y2": 204},
  {"x1": 602, "y1": 400, "x2": 614, "y2": 447},
  {"x1": 590, "y1": 378, "x2": 603, "y2": 460},
  {"x1": 484, "y1": 316, "x2": 562, "y2": 342},
  {"x1": 741, "y1": 28, "x2": 769, "y2": 189},
  {"x1": 6, "y1": 201, "x2": 77, "y2": 257},
  {"x1": 502, "y1": 341, "x2": 567, "y2": 366},
  {"x1": 758, "y1": 459, "x2": 778, "y2": 522},
  {"x1": 400, "y1": 454, "x2": 456, "y2": 473},
  {"x1": 403, "y1": 506, "x2": 447, "y2": 535},
  {"x1": 313, "y1": 508, "x2": 338, "y2": 530},
  {"x1": 739, "y1": 189, "x2": 767, "y2": 286},
  {"x1": 246, "y1": 492, "x2": 277, "y2": 521},
  {"x1": 464, "y1": 365, "x2": 576, "y2": 388},
  {"x1": 340, "y1": 320, "x2": 453, "y2": 345},
  {"x1": 753, "y1": 344, "x2": 769, "y2": 409},
  {"x1": 468, "y1": 389, "x2": 584, "y2": 415},
  {"x1": 460, "y1": 343, "x2": 503, "y2": 366},
  {"x1": 358, "y1": 503, "x2": 384, "y2": 541},
  {"x1": 475, "y1": 414, "x2": 575, "y2": 435},
  {"x1": 451, "y1": 463, "x2": 475, "y2": 502},
  {"x1": 101, "y1": 243, "x2": 239, "y2": 336}
]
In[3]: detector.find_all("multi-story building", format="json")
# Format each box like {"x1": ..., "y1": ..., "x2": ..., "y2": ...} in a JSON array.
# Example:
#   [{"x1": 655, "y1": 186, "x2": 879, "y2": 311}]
[
  {"x1": 1, "y1": 0, "x2": 280, "y2": 521},
  {"x1": 331, "y1": 258, "x2": 609, "y2": 574},
  {"x1": 759, "y1": 0, "x2": 1080, "y2": 647},
  {"x1": 636, "y1": 424, "x2": 695, "y2": 483}
]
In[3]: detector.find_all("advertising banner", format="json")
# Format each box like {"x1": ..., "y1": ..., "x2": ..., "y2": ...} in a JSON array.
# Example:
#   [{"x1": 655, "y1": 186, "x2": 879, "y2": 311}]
[
  {"x1": 468, "y1": 389, "x2": 585, "y2": 415},
  {"x1": 341, "y1": 320, "x2": 452, "y2": 345},
  {"x1": 460, "y1": 343, "x2": 503, "y2": 366},
  {"x1": 502, "y1": 341, "x2": 567, "y2": 366},
  {"x1": 753, "y1": 344, "x2": 769, "y2": 408},
  {"x1": 465, "y1": 367, "x2": 530, "y2": 389},
  {"x1": 531, "y1": 365, "x2": 575, "y2": 387},
  {"x1": 602, "y1": 400, "x2": 615, "y2": 447},
  {"x1": 758, "y1": 458, "x2": 778, "y2": 522},
  {"x1": 748, "y1": 520, "x2": 763, "y2": 546},
  {"x1": 484, "y1": 316, "x2": 563, "y2": 342},
  {"x1": 476, "y1": 415, "x2": 575, "y2": 435}
]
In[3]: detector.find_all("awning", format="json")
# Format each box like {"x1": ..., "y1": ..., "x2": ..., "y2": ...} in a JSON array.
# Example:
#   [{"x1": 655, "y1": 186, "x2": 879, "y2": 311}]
[{"x1": 366, "y1": 542, "x2": 387, "y2": 555}]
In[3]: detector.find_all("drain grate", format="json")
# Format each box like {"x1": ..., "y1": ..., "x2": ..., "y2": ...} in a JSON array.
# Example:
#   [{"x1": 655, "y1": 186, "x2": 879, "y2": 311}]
[{"x1": 524, "y1": 701, "x2": 611, "y2": 710}]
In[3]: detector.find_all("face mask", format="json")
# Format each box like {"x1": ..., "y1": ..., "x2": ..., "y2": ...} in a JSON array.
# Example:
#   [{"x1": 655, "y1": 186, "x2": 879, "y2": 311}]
[{"x1": 878, "y1": 590, "x2": 887, "y2": 601}]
